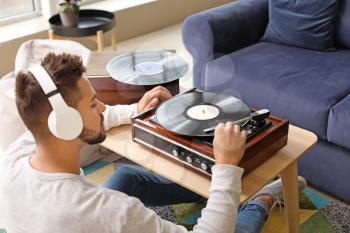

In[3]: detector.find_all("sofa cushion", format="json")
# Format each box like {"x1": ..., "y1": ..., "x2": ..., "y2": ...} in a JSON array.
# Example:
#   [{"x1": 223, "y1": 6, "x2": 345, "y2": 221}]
[
  {"x1": 0, "y1": 73, "x2": 26, "y2": 152},
  {"x1": 335, "y1": 0, "x2": 350, "y2": 48},
  {"x1": 262, "y1": 0, "x2": 338, "y2": 51},
  {"x1": 205, "y1": 42, "x2": 350, "y2": 140},
  {"x1": 15, "y1": 39, "x2": 90, "y2": 75},
  {"x1": 328, "y1": 95, "x2": 350, "y2": 150}
]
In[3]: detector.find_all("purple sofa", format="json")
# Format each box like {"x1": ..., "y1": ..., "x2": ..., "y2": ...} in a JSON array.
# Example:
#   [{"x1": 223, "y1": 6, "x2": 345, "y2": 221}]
[{"x1": 182, "y1": 0, "x2": 350, "y2": 203}]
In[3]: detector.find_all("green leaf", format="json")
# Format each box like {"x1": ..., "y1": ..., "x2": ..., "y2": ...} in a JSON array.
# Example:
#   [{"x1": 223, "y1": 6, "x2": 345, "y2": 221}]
[
  {"x1": 72, "y1": 4, "x2": 80, "y2": 15},
  {"x1": 60, "y1": 4, "x2": 69, "y2": 13},
  {"x1": 59, "y1": 2, "x2": 79, "y2": 14}
]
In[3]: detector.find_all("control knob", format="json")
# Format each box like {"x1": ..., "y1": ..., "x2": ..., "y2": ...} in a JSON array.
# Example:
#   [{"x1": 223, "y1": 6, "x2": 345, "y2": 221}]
[
  {"x1": 185, "y1": 156, "x2": 193, "y2": 164},
  {"x1": 172, "y1": 149, "x2": 179, "y2": 157},
  {"x1": 200, "y1": 162, "x2": 208, "y2": 171}
]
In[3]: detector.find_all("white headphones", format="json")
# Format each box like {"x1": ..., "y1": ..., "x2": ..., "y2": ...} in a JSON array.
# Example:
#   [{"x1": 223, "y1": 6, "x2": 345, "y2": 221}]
[{"x1": 28, "y1": 65, "x2": 83, "y2": 140}]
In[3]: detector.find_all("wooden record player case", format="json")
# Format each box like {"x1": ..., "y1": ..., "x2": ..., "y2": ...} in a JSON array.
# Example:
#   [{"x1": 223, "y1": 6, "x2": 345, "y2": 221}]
[{"x1": 131, "y1": 100, "x2": 289, "y2": 177}]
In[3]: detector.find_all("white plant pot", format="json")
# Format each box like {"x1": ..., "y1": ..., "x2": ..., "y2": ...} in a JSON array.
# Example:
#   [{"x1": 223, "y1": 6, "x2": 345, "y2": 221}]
[{"x1": 59, "y1": 11, "x2": 79, "y2": 27}]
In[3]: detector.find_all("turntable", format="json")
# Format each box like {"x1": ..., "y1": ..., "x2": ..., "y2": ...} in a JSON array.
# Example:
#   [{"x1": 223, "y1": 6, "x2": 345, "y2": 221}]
[{"x1": 131, "y1": 89, "x2": 289, "y2": 176}]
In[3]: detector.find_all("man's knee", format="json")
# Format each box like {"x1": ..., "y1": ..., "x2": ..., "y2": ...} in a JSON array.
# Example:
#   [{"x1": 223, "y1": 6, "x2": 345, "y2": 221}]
[
  {"x1": 104, "y1": 164, "x2": 141, "y2": 192},
  {"x1": 114, "y1": 164, "x2": 141, "y2": 182}
]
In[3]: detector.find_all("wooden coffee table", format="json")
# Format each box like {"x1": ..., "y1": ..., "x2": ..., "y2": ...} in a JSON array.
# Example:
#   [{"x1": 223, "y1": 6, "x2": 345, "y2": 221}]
[{"x1": 101, "y1": 124, "x2": 317, "y2": 233}]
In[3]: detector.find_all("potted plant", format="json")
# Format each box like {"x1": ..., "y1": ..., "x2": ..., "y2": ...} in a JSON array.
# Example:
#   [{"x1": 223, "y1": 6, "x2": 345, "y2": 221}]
[{"x1": 58, "y1": 0, "x2": 81, "y2": 27}]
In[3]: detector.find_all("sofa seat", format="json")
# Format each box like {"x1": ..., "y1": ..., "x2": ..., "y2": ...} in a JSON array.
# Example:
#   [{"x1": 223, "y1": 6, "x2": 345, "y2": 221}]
[
  {"x1": 328, "y1": 94, "x2": 350, "y2": 150},
  {"x1": 205, "y1": 42, "x2": 350, "y2": 141}
]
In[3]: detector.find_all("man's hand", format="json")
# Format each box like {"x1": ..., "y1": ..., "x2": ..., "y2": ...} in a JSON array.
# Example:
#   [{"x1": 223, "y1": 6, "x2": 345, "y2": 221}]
[
  {"x1": 137, "y1": 86, "x2": 172, "y2": 113},
  {"x1": 213, "y1": 123, "x2": 247, "y2": 166}
]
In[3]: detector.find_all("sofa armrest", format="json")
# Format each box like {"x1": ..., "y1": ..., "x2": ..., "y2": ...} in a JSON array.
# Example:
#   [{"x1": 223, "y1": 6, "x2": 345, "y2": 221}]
[{"x1": 182, "y1": 0, "x2": 268, "y2": 89}]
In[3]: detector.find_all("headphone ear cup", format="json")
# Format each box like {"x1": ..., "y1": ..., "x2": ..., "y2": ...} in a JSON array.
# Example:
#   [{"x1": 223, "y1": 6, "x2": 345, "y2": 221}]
[
  {"x1": 48, "y1": 107, "x2": 83, "y2": 140},
  {"x1": 47, "y1": 111, "x2": 58, "y2": 138}
]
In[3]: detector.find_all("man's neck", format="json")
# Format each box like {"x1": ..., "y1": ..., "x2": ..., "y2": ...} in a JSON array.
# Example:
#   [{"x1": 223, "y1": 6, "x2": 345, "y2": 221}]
[{"x1": 30, "y1": 139, "x2": 83, "y2": 175}]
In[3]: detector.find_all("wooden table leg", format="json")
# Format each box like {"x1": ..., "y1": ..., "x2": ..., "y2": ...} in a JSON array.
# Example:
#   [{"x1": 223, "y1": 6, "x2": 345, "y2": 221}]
[
  {"x1": 48, "y1": 29, "x2": 55, "y2": 39},
  {"x1": 281, "y1": 161, "x2": 300, "y2": 233},
  {"x1": 97, "y1": 30, "x2": 104, "y2": 51},
  {"x1": 111, "y1": 26, "x2": 117, "y2": 50}
]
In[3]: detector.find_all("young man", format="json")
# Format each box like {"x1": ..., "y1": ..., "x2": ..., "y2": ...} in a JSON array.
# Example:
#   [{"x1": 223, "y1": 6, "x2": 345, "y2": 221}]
[{"x1": 0, "y1": 53, "x2": 305, "y2": 233}]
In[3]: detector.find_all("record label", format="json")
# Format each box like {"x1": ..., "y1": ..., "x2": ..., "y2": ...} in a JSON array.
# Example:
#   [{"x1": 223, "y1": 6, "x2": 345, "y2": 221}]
[
  {"x1": 135, "y1": 62, "x2": 163, "y2": 75},
  {"x1": 156, "y1": 92, "x2": 251, "y2": 137},
  {"x1": 186, "y1": 104, "x2": 220, "y2": 120}
]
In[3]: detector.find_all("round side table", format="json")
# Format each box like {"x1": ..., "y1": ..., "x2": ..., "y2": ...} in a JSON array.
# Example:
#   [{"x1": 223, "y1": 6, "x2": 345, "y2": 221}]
[{"x1": 48, "y1": 9, "x2": 117, "y2": 51}]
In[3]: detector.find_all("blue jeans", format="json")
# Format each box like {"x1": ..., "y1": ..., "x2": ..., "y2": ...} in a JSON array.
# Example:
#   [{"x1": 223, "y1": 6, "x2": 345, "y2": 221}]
[{"x1": 104, "y1": 164, "x2": 269, "y2": 233}]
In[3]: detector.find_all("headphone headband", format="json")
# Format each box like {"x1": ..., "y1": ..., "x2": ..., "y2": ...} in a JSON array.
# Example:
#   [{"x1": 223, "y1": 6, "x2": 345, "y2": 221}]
[
  {"x1": 28, "y1": 65, "x2": 58, "y2": 96},
  {"x1": 28, "y1": 65, "x2": 68, "y2": 111}
]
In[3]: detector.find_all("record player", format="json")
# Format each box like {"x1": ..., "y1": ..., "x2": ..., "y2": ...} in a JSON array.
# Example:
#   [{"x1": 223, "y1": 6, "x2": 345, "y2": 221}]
[{"x1": 131, "y1": 89, "x2": 289, "y2": 176}]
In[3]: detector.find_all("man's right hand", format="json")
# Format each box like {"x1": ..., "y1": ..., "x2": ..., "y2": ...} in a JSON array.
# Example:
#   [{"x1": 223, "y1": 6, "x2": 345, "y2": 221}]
[
  {"x1": 137, "y1": 86, "x2": 172, "y2": 113},
  {"x1": 213, "y1": 122, "x2": 247, "y2": 166}
]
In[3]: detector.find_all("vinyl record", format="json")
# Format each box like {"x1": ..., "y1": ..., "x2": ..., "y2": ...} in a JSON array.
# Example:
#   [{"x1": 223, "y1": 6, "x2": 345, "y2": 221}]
[
  {"x1": 156, "y1": 92, "x2": 251, "y2": 137},
  {"x1": 106, "y1": 51, "x2": 188, "y2": 85}
]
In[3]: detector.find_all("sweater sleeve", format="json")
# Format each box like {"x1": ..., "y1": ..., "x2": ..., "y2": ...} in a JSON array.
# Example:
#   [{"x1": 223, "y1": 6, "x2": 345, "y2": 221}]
[
  {"x1": 103, "y1": 104, "x2": 138, "y2": 130},
  {"x1": 121, "y1": 165, "x2": 243, "y2": 233}
]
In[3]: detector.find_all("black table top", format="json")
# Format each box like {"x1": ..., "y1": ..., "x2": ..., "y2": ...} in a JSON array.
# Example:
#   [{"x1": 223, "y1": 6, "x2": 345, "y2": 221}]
[{"x1": 49, "y1": 9, "x2": 115, "y2": 37}]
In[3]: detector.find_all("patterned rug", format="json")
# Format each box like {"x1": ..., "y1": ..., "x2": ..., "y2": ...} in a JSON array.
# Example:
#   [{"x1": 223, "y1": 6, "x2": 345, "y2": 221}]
[
  {"x1": 82, "y1": 159, "x2": 350, "y2": 233},
  {"x1": 146, "y1": 187, "x2": 350, "y2": 233},
  {"x1": 1, "y1": 158, "x2": 349, "y2": 233}
]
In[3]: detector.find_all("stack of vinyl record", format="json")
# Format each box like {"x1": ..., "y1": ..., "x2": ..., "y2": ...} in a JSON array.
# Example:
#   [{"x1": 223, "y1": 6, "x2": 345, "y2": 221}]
[
  {"x1": 88, "y1": 50, "x2": 188, "y2": 105},
  {"x1": 106, "y1": 51, "x2": 188, "y2": 85}
]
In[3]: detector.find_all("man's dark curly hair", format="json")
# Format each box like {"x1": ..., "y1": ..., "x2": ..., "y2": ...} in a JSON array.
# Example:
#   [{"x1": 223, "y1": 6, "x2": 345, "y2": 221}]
[{"x1": 15, "y1": 53, "x2": 86, "y2": 141}]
